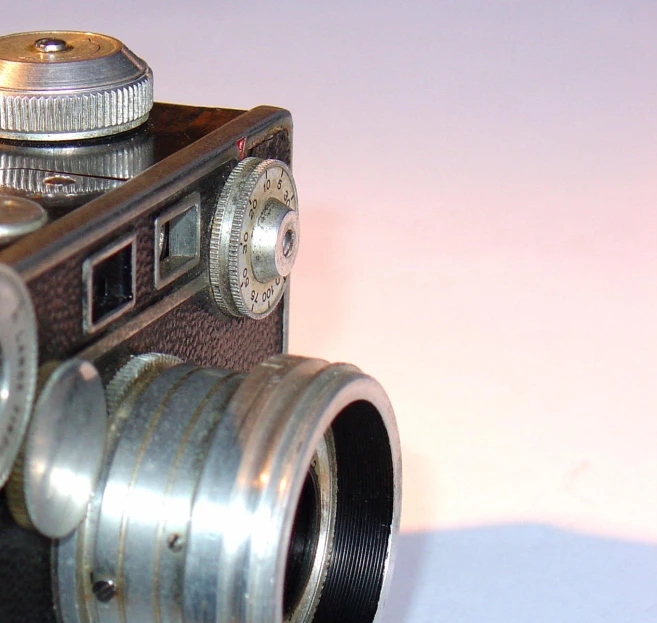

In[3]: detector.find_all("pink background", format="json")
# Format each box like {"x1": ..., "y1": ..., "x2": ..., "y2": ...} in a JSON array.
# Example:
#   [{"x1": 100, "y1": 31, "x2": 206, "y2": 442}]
[{"x1": 5, "y1": 2, "x2": 657, "y2": 620}]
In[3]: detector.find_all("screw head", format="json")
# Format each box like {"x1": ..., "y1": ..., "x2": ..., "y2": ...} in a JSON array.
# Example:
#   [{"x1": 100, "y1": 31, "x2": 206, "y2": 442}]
[
  {"x1": 168, "y1": 533, "x2": 185, "y2": 552},
  {"x1": 282, "y1": 228, "x2": 295, "y2": 258},
  {"x1": 92, "y1": 579, "x2": 117, "y2": 603},
  {"x1": 34, "y1": 38, "x2": 68, "y2": 53}
]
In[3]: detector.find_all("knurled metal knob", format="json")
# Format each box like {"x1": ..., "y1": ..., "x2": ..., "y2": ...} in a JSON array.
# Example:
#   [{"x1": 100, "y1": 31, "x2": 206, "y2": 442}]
[
  {"x1": 0, "y1": 31, "x2": 153, "y2": 141},
  {"x1": 209, "y1": 158, "x2": 300, "y2": 319}
]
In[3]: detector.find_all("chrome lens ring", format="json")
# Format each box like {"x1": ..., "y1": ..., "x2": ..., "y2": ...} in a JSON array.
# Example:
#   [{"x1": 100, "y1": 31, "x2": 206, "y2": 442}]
[
  {"x1": 283, "y1": 429, "x2": 338, "y2": 623},
  {"x1": 188, "y1": 355, "x2": 401, "y2": 623},
  {"x1": 57, "y1": 354, "x2": 401, "y2": 623}
]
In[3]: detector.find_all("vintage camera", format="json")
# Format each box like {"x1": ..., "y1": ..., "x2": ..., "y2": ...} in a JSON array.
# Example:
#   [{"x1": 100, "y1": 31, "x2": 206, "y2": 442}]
[{"x1": 0, "y1": 31, "x2": 401, "y2": 623}]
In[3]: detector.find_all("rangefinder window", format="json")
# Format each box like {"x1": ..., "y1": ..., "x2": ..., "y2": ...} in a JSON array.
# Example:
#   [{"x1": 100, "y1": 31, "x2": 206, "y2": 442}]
[
  {"x1": 84, "y1": 234, "x2": 136, "y2": 332},
  {"x1": 154, "y1": 192, "x2": 201, "y2": 289}
]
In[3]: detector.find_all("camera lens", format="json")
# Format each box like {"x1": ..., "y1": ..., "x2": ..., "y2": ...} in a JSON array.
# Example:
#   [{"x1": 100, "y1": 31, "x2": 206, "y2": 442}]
[{"x1": 56, "y1": 354, "x2": 400, "y2": 623}]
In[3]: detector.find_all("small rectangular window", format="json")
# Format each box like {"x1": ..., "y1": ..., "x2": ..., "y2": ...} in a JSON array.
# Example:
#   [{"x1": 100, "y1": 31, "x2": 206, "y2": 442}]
[
  {"x1": 154, "y1": 192, "x2": 201, "y2": 289},
  {"x1": 84, "y1": 234, "x2": 136, "y2": 333}
]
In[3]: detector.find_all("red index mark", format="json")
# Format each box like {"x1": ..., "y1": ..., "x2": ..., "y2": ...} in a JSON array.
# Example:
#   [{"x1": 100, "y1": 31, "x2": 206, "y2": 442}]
[{"x1": 236, "y1": 137, "x2": 247, "y2": 160}]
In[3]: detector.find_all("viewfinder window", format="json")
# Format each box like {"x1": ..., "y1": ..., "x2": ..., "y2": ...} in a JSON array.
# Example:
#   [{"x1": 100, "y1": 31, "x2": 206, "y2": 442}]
[
  {"x1": 84, "y1": 234, "x2": 136, "y2": 332},
  {"x1": 154, "y1": 192, "x2": 201, "y2": 289}
]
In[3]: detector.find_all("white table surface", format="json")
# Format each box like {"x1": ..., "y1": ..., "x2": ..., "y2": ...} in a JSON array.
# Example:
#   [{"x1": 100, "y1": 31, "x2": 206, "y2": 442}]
[{"x1": 5, "y1": 2, "x2": 657, "y2": 620}]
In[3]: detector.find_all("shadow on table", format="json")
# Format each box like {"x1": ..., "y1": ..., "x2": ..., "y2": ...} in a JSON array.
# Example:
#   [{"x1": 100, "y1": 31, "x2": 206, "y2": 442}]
[{"x1": 381, "y1": 523, "x2": 657, "y2": 623}]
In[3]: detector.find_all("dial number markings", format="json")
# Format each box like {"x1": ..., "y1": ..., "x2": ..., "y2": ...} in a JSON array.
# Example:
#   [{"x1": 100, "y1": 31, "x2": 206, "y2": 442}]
[
  {"x1": 238, "y1": 164, "x2": 296, "y2": 316},
  {"x1": 209, "y1": 157, "x2": 299, "y2": 319}
]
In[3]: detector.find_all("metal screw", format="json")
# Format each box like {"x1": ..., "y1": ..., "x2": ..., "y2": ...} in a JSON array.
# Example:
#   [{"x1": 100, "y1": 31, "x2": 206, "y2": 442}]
[
  {"x1": 282, "y1": 229, "x2": 295, "y2": 258},
  {"x1": 168, "y1": 533, "x2": 184, "y2": 552},
  {"x1": 34, "y1": 38, "x2": 68, "y2": 53},
  {"x1": 92, "y1": 579, "x2": 117, "y2": 603}
]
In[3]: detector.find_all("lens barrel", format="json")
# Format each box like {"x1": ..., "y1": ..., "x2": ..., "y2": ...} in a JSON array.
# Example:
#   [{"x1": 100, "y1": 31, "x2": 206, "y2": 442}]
[{"x1": 56, "y1": 354, "x2": 401, "y2": 623}]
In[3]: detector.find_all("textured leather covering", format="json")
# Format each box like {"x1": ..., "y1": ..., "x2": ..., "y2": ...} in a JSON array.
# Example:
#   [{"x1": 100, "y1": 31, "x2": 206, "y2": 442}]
[{"x1": 121, "y1": 290, "x2": 284, "y2": 372}]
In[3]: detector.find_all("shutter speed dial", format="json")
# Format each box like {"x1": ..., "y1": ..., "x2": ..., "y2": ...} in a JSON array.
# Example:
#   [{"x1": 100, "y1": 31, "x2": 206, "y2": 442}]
[{"x1": 210, "y1": 158, "x2": 299, "y2": 319}]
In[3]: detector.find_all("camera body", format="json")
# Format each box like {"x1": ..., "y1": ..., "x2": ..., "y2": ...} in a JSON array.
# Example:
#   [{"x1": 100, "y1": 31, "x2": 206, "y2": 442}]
[
  {"x1": 0, "y1": 32, "x2": 400, "y2": 623},
  {"x1": 0, "y1": 101, "x2": 293, "y2": 622}
]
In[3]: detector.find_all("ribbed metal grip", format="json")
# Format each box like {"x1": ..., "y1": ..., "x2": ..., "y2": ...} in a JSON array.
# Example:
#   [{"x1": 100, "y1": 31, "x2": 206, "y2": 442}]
[
  {"x1": 0, "y1": 31, "x2": 153, "y2": 141},
  {"x1": 0, "y1": 129, "x2": 154, "y2": 202}
]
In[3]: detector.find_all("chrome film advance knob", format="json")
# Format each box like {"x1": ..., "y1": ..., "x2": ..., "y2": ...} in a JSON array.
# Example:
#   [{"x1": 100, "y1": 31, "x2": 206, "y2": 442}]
[
  {"x1": 209, "y1": 158, "x2": 300, "y2": 319},
  {"x1": 0, "y1": 31, "x2": 153, "y2": 141}
]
